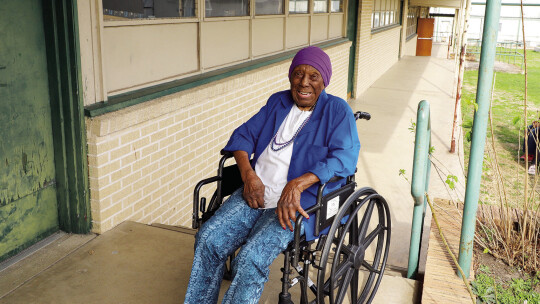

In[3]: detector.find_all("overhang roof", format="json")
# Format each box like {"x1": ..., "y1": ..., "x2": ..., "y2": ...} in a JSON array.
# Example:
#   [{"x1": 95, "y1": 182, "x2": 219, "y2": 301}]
[{"x1": 410, "y1": 0, "x2": 462, "y2": 8}]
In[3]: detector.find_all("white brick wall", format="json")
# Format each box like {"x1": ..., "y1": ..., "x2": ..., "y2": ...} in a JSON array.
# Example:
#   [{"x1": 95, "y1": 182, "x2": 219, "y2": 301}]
[
  {"x1": 403, "y1": 36, "x2": 418, "y2": 56},
  {"x1": 353, "y1": 0, "x2": 402, "y2": 97},
  {"x1": 86, "y1": 42, "x2": 352, "y2": 234}
]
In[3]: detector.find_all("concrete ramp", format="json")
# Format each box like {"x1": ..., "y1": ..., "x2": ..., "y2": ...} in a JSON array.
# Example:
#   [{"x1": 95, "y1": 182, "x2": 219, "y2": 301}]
[
  {"x1": 0, "y1": 221, "x2": 420, "y2": 304},
  {"x1": 350, "y1": 55, "x2": 464, "y2": 272}
]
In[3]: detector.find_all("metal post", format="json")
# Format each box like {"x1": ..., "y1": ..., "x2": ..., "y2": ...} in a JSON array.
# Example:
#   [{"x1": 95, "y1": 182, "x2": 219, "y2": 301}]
[
  {"x1": 407, "y1": 100, "x2": 431, "y2": 279},
  {"x1": 457, "y1": 0, "x2": 502, "y2": 278},
  {"x1": 408, "y1": 205, "x2": 424, "y2": 279},
  {"x1": 450, "y1": 0, "x2": 472, "y2": 153}
]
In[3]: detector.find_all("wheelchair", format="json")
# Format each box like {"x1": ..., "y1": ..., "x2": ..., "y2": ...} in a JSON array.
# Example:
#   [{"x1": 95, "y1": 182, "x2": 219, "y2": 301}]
[{"x1": 192, "y1": 111, "x2": 391, "y2": 304}]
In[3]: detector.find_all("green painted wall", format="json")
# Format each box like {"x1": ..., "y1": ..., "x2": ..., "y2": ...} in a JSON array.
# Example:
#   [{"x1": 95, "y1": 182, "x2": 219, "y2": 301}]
[
  {"x1": 0, "y1": 189, "x2": 59, "y2": 259},
  {"x1": 0, "y1": 0, "x2": 59, "y2": 261}
]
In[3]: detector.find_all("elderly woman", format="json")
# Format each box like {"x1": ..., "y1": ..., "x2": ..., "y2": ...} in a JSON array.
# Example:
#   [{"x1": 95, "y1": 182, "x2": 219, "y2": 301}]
[{"x1": 184, "y1": 46, "x2": 360, "y2": 304}]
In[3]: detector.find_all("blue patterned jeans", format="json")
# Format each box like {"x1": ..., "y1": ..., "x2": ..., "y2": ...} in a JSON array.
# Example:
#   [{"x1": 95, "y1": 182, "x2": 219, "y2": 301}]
[{"x1": 184, "y1": 188, "x2": 304, "y2": 304}]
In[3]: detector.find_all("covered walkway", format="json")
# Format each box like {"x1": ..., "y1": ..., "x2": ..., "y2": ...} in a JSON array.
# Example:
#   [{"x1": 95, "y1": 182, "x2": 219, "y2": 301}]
[
  {"x1": 352, "y1": 46, "x2": 465, "y2": 271},
  {"x1": 0, "y1": 50, "x2": 467, "y2": 303}
]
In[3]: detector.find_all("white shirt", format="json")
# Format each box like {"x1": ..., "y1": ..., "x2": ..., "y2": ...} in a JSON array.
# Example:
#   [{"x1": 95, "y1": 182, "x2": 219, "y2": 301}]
[{"x1": 255, "y1": 105, "x2": 312, "y2": 209}]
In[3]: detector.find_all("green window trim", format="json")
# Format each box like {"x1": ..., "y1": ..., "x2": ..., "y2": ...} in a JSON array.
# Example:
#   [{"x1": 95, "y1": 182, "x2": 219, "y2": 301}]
[
  {"x1": 84, "y1": 38, "x2": 349, "y2": 117},
  {"x1": 370, "y1": 23, "x2": 401, "y2": 34}
]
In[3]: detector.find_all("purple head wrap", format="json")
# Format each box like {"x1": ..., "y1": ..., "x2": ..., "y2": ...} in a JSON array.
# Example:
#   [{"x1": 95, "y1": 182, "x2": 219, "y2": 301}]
[{"x1": 288, "y1": 46, "x2": 332, "y2": 87}]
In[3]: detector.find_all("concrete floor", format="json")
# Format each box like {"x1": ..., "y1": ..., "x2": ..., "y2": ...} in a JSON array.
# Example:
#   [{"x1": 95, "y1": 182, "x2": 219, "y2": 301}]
[
  {"x1": 0, "y1": 48, "x2": 462, "y2": 304},
  {"x1": 0, "y1": 222, "x2": 420, "y2": 304},
  {"x1": 351, "y1": 47, "x2": 465, "y2": 271}
]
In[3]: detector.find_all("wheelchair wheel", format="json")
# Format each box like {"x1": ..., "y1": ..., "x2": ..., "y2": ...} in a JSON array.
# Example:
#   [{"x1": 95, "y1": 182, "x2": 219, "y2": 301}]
[{"x1": 316, "y1": 187, "x2": 391, "y2": 304}]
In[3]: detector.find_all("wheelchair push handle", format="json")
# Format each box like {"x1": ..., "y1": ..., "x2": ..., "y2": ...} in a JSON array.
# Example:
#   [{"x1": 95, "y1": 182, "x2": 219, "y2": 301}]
[{"x1": 354, "y1": 111, "x2": 371, "y2": 121}]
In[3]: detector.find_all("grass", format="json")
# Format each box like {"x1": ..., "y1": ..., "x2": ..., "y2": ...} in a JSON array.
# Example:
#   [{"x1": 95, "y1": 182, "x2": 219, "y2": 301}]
[
  {"x1": 461, "y1": 50, "x2": 540, "y2": 205},
  {"x1": 472, "y1": 265, "x2": 540, "y2": 304},
  {"x1": 460, "y1": 50, "x2": 540, "y2": 289},
  {"x1": 462, "y1": 49, "x2": 540, "y2": 129},
  {"x1": 467, "y1": 45, "x2": 526, "y2": 69}
]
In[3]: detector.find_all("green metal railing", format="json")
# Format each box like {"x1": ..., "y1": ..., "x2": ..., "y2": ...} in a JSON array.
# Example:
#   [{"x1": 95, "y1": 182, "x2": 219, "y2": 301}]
[
  {"x1": 405, "y1": 0, "x2": 502, "y2": 281},
  {"x1": 458, "y1": 0, "x2": 502, "y2": 278},
  {"x1": 467, "y1": 39, "x2": 524, "y2": 68},
  {"x1": 407, "y1": 100, "x2": 431, "y2": 279}
]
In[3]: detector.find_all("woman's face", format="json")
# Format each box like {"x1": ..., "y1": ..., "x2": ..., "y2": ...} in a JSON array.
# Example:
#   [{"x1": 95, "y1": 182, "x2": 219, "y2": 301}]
[{"x1": 290, "y1": 64, "x2": 325, "y2": 110}]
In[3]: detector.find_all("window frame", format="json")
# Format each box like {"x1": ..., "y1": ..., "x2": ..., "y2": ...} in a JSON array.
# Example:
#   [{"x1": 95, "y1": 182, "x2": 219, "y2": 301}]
[
  {"x1": 289, "y1": 0, "x2": 310, "y2": 14},
  {"x1": 313, "y1": 0, "x2": 329, "y2": 14},
  {"x1": 371, "y1": 0, "x2": 401, "y2": 32},
  {"x1": 406, "y1": 5, "x2": 419, "y2": 40},
  {"x1": 330, "y1": 0, "x2": 344, "y2": 13},
  {"x1": 204, "y1": 0, "x2": 251, "y2": 19},
  {"x1": 255, "y1": 0, "x2": 286, "y2": 16},
  {"x1": 102, "y1": 0, "x2": 200, "y2": 22},
  {"x1": 98, "y1": 0, "x2": 348, "y2": 96}
]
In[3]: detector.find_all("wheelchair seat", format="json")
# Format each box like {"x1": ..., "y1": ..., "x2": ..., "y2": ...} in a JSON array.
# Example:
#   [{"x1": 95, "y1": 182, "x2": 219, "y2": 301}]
[{"x1": 192, "y1": 112, "x2": 391, "y2": 304}]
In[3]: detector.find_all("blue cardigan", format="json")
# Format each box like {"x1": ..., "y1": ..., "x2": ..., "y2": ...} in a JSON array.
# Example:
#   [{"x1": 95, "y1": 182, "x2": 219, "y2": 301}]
[{"x1": 223, "y1": 89, "x2": 361, "y2": 240}]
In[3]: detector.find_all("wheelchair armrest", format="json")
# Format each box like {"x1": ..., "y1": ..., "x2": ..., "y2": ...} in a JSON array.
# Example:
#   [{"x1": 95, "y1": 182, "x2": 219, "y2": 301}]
[
  {"x1": 192, "y1": 176, "x2": 221, "y2": 229},
  {"x1": 193, "y1": 151, "x2": 247, "y2": 229},
  {"x1": 290, "y1": 175, "x2": 357, "y2": 267},
  {"x1": 220, "y1": 150, "x2": 234, "y2": 158},
  {"x1": 327, "y1": 176, "x2": 343, "y2": 184},
  {"x1": 291, "y1": 203, "x2": 322, "y2": 268},
  {"x1": 290, "y1": 177, "x2": 344, "y2": 267}
]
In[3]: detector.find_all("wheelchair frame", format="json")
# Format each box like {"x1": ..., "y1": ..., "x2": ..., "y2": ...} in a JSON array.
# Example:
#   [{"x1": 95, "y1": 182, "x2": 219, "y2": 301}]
[{"x1": 192, "y1": 112, "x2": 391, "y2": 304}]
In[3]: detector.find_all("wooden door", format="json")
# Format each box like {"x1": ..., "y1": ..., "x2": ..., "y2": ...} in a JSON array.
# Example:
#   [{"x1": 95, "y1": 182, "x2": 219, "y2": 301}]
[
  {"x1": 0, "y1": 0, "x2": 60, "y2": 261},
  {"x1": 416, "y1": 18, "x2": 435, "y2": 56}
]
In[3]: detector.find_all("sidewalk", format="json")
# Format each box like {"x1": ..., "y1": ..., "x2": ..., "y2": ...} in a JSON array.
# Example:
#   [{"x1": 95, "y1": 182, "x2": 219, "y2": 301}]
[
  {"x1": 0, "y1": 51, "x2": 464, "y2": 303},
  {"x1": 350, "y1": 51, "x2": 465, "y2": 272}
]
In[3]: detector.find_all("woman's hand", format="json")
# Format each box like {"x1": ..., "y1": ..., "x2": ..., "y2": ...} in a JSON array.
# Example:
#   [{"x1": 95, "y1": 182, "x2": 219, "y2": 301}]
[
  {"x1": 276, "y1": 173, "x2": 319, "y2": 231},
  {"x1": 233, "y1": 150, "x2": 265, "y2": 209},
  {"x1": 243, "y1": 170, "x2": 265, "y2": 209}
]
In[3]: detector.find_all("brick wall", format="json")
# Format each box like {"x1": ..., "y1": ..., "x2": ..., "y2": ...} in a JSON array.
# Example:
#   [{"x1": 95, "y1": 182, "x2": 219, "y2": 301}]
[
  {"x1": 86, "y1": 42, "x2": 352, "y2": 234},
  {"x1": 353, "y1": 0, "x2": 402, "y2": 97},
  {"x1": 403, "y1": 36, "x2": 418, "y2": 56},
  {"x1": 399, "y1": 0, "x2": 409, "y2": 59}
]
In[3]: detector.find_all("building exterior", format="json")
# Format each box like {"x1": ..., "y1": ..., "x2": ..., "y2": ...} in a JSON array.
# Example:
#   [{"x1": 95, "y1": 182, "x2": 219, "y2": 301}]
[
  {"x1": 1, "y1": 0, "x2": 463, "y2": 262},
  {"x1": 468, "y1": 0, "x2": 540, "y2": 47}
]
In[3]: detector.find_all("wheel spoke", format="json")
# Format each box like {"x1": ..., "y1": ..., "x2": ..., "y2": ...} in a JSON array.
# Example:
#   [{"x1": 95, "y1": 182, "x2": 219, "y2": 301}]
[
  {"x1": 362, "y1": 224, "x2": 383, "y2": 247},
  {"x1": 335, "y1": 268, "x2": 354, "y2": 304},
  {"x1": 358, "y1": 200, "x2": 375, "y2": 243},
  {"x1": 361, "y1": 260, "x2": 380, "y2": 274},
  {"x1": 320, "y1": 191, "x2": 391, "y2": 304},
  {"x1": 340, "y1": 244, "x2": 354, "y2": 255},
  {"x1": 332, "y1": 236, "x2": 341, "y2": 247},
  {"x1": 333, "y1": 259, "x2": 354, "y2": 282}
]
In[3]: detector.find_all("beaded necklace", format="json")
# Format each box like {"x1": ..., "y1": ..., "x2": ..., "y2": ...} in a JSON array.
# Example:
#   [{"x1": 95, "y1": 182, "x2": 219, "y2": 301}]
[{"x1": 270, "y1": 101, "x2": 317, "y2": 152}]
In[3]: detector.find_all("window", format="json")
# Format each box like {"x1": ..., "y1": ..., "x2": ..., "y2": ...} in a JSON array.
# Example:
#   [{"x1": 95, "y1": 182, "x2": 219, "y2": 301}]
[
  {"x1": 100, "y1": 0, "x2": 346, "y2": 94},
  {"x1": 256, "y1": 0, "x2": 284, "y2": 15},
  {"x1": 289, "y1": 0, "x2": 308, "y2": 13},
  {"x1": 419, "y1": 7, "x2": 429, "y2": 18},
  {"x1": 205, "y1": 0, "x2": 249, "y2": 17},
  {"x1": 330, "y1": 0, "x2": 343, "y2": 13},
  {"x1": 314, "y1": 0, "x2": 328, "y2": 13},
  {"x1": 406, "y1": 6, "x2": 419, "y2": 38},
  {"x1": 371, "y1": 0, "x2": 400, "y2": 30},
  {"x1": 102, "y1": 0, "x2": 197, "y2": 20}
]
